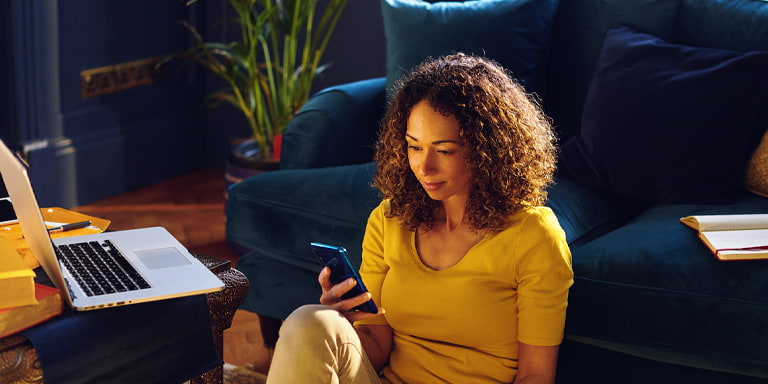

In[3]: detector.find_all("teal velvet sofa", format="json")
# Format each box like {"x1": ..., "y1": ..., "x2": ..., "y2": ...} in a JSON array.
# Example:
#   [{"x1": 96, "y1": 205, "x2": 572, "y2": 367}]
[{"x1": 226, "y1": 0, "x2": 768, "y2": 380}]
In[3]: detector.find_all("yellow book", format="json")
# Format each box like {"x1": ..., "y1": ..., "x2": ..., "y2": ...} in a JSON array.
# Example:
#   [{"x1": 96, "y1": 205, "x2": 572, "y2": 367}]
[
  {"x1": 0, "y1": 283, "x2": 62, "y2": 338},
  {"x1": 0, "y1": 235, "x2": 36, "y2": 309}
]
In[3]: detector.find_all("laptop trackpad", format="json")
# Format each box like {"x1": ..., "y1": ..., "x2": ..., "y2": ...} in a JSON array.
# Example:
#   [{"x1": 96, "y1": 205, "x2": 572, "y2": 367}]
[{"x1": 135, "y1": 248, "x2": 191, "y2": 270}]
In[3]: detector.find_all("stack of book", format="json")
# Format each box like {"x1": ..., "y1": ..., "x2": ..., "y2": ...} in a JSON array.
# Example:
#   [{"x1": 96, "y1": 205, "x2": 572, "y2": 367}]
[
  {"x1": 1, "y1": 283, "x2": 62, "y2": 338},
  {"x1": 0, "y1": 235, "x2": 62, "y2": 338}
]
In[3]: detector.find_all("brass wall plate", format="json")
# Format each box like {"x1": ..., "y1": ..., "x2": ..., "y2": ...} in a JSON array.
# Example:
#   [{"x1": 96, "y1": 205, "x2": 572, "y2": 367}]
[{"x1": 80, "y1": 57, "x2": 163, "y2": 98}]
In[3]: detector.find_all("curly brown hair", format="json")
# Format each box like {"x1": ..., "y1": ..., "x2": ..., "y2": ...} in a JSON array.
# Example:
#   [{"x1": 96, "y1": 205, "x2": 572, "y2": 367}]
[{"x1": 373, "y1": 53, "x2": 558, "y2": 232}]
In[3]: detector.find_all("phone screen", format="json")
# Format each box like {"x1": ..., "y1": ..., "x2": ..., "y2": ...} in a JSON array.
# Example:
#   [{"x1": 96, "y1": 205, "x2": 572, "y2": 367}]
[
  {"x1": 310, "y1": 242, "x2": 378, "y2": 314},
  {"x1": 0, "y1": 197, "x2": 17, "y2": 226}
]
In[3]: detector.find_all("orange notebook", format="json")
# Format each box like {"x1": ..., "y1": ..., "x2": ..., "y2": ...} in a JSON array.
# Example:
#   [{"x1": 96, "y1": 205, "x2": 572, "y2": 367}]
[{"x1": 0, "y1": 284, "x2": 63, "y2": 338}]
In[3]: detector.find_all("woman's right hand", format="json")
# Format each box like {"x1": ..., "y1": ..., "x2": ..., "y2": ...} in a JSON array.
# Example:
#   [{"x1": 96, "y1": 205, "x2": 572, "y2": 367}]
[{"x1": 318, "y1": 266, "x2": 383, "y2": 322}]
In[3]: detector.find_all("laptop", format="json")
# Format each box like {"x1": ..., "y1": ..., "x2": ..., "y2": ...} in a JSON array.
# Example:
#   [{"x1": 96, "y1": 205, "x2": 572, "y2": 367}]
[{"x1": 0, "y1": 139, "x2": 224, "y2": 310}]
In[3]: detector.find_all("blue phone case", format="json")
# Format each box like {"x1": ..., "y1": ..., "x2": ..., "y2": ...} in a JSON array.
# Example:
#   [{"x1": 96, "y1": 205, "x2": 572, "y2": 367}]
[{"x1": 310, "y1": 242, "x2": 378, "y2": 314}]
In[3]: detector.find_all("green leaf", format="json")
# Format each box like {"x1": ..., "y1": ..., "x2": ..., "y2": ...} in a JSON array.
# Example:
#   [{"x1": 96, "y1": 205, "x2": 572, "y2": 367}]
[{"x1": 180, "y1": 0, "x2": 349, "y2": 156}]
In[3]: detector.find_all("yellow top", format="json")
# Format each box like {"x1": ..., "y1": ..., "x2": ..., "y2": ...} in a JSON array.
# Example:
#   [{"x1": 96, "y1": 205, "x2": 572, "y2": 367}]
[{"x1": 357, "y1": 200, "x2": 573, "y2": 384}]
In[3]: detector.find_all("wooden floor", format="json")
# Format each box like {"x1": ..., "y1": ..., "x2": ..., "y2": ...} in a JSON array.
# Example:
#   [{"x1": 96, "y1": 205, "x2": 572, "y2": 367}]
[{"x1": 72, "y1": 168, "x2": 241, "y2": 265}]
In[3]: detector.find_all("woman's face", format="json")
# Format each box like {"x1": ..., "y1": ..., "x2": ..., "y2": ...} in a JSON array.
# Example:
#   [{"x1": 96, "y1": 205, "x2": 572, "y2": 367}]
[{"x1": 406, "y1": 99, "x2": 473, "y2": 204}]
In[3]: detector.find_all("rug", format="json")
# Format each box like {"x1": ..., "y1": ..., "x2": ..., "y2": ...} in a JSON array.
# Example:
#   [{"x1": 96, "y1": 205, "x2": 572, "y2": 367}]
[{"x1": 223, "y1": 363, "x2": 268, "y2": 384}]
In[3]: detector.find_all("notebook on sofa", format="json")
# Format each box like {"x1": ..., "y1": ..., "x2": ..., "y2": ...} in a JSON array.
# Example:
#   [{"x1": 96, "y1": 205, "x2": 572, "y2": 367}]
[
  {"x1": 0, "y1": 139, "x2": 224, "y2": 311},
  {"x1": 681, "y1": 214, "x2": 768, "y2": 261}
]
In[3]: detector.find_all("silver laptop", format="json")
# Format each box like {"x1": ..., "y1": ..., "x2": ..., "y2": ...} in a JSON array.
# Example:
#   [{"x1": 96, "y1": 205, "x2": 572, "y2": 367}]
[{"x1": 0, "y1": 139, "x2": 224, "y2": 310}]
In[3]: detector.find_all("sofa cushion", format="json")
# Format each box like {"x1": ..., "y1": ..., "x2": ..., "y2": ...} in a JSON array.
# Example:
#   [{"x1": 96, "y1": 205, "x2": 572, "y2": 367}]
[
  {"x1": 226, "y1": 162, "x2": 381, "y2": 259},
  {"x1": 558, "y1": 24, "x2": 768, "y2": 204},
  {"x1": 545, "y1": 0, "x2": 681, "y2": 139},
  {"x1": 675, "y1": 0, "x2": 768, "y2": 201},
  {"x1": 566, "y1": 192, "x2": 768, "y2": 377},
  {"x1": 281, "y1": 78, "x2": 387, "y2": 169},
  {"x1": 379, "y1": 0, "x2": 558, "y2": 95},
  {"x1": 546, "y1": 177, "x2": 648, "y2": 248}
]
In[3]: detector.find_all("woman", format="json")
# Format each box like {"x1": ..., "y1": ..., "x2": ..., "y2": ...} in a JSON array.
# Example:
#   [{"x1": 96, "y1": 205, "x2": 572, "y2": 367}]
[{"x1": 267, "y1": 53, "x2": 573, "y2": 384}]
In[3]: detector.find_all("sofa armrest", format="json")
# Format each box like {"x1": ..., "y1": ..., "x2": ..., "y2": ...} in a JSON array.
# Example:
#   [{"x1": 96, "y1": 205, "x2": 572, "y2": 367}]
[
  {"x1": 281, "y1": 77, "x2": 387, "y2": 169},
  {"x1": 226, "y1": 162, "x2": 380, "y2": 260}
]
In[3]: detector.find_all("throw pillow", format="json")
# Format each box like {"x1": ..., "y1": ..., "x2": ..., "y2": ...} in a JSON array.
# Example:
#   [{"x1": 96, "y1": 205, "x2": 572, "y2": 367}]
[
  {"x1": 545, "y1": 0, "x2": 680, "y2": 139},
  {"x1": 379, "y1": 0, "x2": 558, "y2": 95},
  {"x1": 745, "y1": 131, "x2": 768, "y2": 198},
  {"x1": 558, "y1": 24, "x2": 768, "y2": 204}
]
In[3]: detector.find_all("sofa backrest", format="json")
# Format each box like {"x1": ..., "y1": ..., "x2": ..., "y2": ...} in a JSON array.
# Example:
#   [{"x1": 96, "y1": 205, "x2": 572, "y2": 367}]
[
  {"x1": 545, "y1": 0, "x2": 682, "y2": 140},
  {"x1": 544, "y1": 0, "x2": 768, "y2": 141},
  {"x1": 673, "y1": 0, "x2": 768, "y2": 51},
  {"x1": 282, "y1": 0, "x2": 768, "y2": 170}
]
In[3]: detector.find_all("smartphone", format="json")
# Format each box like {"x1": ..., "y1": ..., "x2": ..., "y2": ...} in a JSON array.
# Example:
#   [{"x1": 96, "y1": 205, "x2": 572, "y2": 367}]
[
  {"x1": 310, "y1": 242, "x2": 378, "y2": 314},
  {"x1": 0, "y1": 197, "x2": 17, "y2": 226}
]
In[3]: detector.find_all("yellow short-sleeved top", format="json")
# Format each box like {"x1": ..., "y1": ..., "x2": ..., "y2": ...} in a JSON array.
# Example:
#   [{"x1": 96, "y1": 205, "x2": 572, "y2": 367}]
[{"x1": 357, "y1": 200, "x2": 573, "y2": 384}]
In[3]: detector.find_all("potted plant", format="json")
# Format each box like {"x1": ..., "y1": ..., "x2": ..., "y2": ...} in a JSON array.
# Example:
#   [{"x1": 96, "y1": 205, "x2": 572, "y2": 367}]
[{"x1": 181, "y1": 0, "x2": 349, "y2": 173}]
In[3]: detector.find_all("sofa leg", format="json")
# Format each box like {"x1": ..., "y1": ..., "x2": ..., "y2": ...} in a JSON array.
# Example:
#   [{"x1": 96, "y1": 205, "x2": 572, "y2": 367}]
[{"x1": 259, "y1": 315, "x2": 282, "y2": 349}]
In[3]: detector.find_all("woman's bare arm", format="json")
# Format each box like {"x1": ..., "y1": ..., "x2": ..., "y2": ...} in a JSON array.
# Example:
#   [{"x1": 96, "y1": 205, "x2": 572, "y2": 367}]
[{"x1": 514, "y1": 342, "x2": 560, "y2": 384}]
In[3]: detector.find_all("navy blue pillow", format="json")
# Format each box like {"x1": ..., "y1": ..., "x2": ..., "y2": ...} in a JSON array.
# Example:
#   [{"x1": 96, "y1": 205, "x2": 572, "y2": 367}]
[
  {"x1": 380, "y1": 0, "x2": 558, "y2": 95},
  {"x1": 558, "y1": 24, "x2": 768, "y2": 204}
]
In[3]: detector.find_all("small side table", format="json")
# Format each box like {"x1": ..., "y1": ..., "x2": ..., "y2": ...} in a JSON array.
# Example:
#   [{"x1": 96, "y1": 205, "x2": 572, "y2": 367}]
[{"x1": 0, "y1": 253, "x2": 248, "y2": 384}]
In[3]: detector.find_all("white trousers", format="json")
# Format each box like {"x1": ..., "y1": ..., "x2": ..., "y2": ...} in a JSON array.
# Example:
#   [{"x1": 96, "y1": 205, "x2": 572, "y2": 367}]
[{"x1": 266, "y1": 304, "x2": 384, "y2": 384}]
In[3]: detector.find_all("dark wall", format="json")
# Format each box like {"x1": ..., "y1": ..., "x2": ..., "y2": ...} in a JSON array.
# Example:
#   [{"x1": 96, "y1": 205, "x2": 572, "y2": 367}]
[
  {"x1": 1, "y1": 0, "x2": 207, "y2": 207},
  {"x1": 314, "y1": 0, "x2": 387, "y2": 91},
  {"x1": 0, "y1": 0, "x2": 385, "y2": 207}
]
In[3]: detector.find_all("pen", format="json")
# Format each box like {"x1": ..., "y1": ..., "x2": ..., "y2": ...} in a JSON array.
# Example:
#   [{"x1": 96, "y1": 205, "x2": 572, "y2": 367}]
[{"x1": 48, "y1": 220, "x2": 91, "y2": 233}]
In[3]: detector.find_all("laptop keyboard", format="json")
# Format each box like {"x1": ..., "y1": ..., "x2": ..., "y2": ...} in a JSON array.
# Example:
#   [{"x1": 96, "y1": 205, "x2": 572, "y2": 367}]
[{"x1": 55, "y1": 240, "x2": 151, "y2": 297}]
